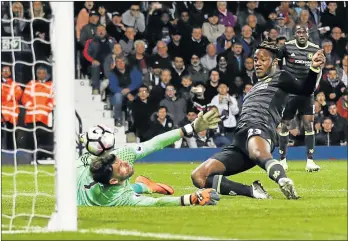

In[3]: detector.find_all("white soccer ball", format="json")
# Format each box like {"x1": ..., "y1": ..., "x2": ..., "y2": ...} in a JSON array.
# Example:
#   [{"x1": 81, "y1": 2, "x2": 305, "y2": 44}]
[{"x1": 85, "y1": 124, "x2": 115, "y2": 156}]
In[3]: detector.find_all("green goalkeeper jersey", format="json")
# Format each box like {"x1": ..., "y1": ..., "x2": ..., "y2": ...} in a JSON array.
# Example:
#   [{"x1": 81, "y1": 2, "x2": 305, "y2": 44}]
[{"x1": 76, "y1": 129, "x2": 182, "y2": 207}]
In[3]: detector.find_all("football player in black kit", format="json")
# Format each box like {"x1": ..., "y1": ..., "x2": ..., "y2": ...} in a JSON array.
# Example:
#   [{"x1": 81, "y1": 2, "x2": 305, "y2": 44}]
[
  {"x1": 190, "y1": 40, "x2": 325, "y2": 200},
  {"x1": 278, "y1": 25, "x2": 321, "y2": 172}
]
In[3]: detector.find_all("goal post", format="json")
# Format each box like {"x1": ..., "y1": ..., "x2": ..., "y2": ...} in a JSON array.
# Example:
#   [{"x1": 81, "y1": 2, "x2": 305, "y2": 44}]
[{"x1": 47, "y1": 2, "x2": 77, "y2": 231}]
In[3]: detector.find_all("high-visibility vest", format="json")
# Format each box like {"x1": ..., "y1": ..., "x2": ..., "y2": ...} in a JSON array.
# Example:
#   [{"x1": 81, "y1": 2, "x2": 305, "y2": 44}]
[
  {"x1": 1, "y1": 78, "x2": 23, "y2": 125},
  {"x1": 21, "y1": 80, "x2": 54, "y2": 125}
]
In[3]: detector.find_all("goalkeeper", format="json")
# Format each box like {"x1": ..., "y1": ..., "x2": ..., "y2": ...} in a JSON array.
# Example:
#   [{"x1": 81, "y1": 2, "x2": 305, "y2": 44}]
[{"x1": 77, "y1": 110, "x2": 221, "y2": 207}]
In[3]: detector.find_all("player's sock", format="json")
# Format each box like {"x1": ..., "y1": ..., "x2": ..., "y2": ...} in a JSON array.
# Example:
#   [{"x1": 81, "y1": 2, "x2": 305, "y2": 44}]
[
  {"x1": 305, "y1": 131, "x2": 315, "y2": 160},
  {"x1": 131, "y1": 183, "x2": 151, "y2": 194},
  {"x1": 206, "y1": 175, "x2": 253, "y2": 197},
  {"x1": 279, "y1": 131, "x2": 289, "y2": 160},
  {"x1": 264, "y1": 159, "x2": 287, "y2": 183}
]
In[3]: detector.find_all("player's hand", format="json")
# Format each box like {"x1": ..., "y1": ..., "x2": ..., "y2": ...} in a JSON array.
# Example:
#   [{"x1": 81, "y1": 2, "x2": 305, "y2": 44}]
[
  {"x1": 193, "y1": 109, "x2": 221, "y2": 133},
  {"x1": 311, "y1": 50, "x2": 326, "y2": 68},
  {"x1": 190, "y1": 188, "x2": 220, "y2": 206}
]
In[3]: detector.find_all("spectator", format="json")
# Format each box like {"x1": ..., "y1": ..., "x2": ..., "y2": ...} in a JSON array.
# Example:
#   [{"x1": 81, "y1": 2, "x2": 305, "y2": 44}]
[
  {"x1": 241, "y1": 57, "x2": 257, "y2": 85},
  {"x1": 21, "y1": 66, "x2": 54, "y2": 159},
  {"x1": 216, "y1": 26, "x2": 236, "y2": 54},
  {"x1": 147, "y1": 106, "x2": 175, "y2": 141},
  {"x1": 79, "y1": 10, "x2": 99, "y2": 47},
  {"x1": 121, "y1": 3, "x2": 145, "y2": 34},
  {"x1": 178, "y1": 109, "x2": 198, "y2": 148},
  {"x1": 201, "y1": 43, "x2": 218, "y2": 71},
  {"x1": 76, "y1": 1, "x2": 94, "y2": 42},
  {"x1": 98, "y1": 5, "x2": 111, "y2": 26},
  {"x1": 171, "y1": 55, "x2": 188, "y2": 89},
  {"x1": 144, "y1": 61, "x2": 163, "y2": 88},
  {"x1": 237, "y1": 1, "x2": 266, "y2": 28},
  {"x1": 306, "y1": 1, "x2": 321, "y2": 27},
  {"x1": 275, "y1": 13, "x2": 293, "y2": 41},
  {"x1": 296, "y1": 10, "x2": 320, "y2": 45},
  {"x1": 322, "y1": 39, "x2": 341, "y2": 68},
  {"x1": 216, "y1": 54, "x2": 237, "y2": 88},
  {"x1": 131, "y1": 85, "x2": 157, "y2": 142},
  {"x1": 183, "y1": 26, "x2": 210, "y2": 63},
  {"x1": 160, "y1": 84, "x2": 187, "y2": 126},
  {"x1": 178, "y1": 75, "x2": 193, "y2": 105},
  {"x1": 236, "y1": 83, "x2": 253, "y2": 116},
  {"x1": 151, "y1": 41, "x2": 172, "y2": 70},
  {"x1": 187, "y1": 54, "x2": 209, "y2": 84},
  {"x1": 150, "y1": 69, "x2": 172, "y2": 104},
  {"x1": 191, "y1": 83, "x2": 213, "y2": 113},
  {"x1": 240, "y1": 25, "x2": 258, "y2": 57},
  {"x1": 128, "y1": 40, "x2": 151, "y2": 81},
  {"x1": 275, "y1": 1, "x2": 297, "y2": 29},
  {"x1": 318, "y1": 68, "x2": 346, "y2": 103},
  {"x1": 194, "y1": 130, "x2": 217, "y2": 148},
  {"x1": 246, "y1": 14, "x2": 264, "y2": 42},
  {"x1": 103, "y1": 43, "x2": 123, "y2": 79},
  {"x1": 119, "y1": 27, "x2": 136, "y2": 56},
  {"x1": 167, "y1": 29, "x2": 184, "y2": 58},
  {"x1": 328, "y1": 102, "x2": 348, "y2": 135},
  {"x1": 83, "y1": 25, "x2": 116, "y2": 94},
  {"x1": 316, "y1": 117, "x2": 346, "y2": 146},
  {"x1": 189, "y1": 1, "x2": 207, "y2": 27},
  {"x1": 1, "y1": 66, "x2": 23, "y2": 150},
  {"x1": 202, "y1": 11, "x2": 225, "y2": 43},
  {"x1": 216, "y1": 1, "x2": 236, "y2": 27},
  {"x1": 330, "y1": 27, "x2": 348, "y2": 59},
  {"x1": 315, "y1": 91, "x2": 329, "y2": 116},
  {"x1": 321, "y1": 1, "x2": 344, "y2": 32},
  {"x1": 337, "y1": 55, "x2": 348, "y2": 87},
  {"x1": 176, "y1": 10, "x2": 193, "y2": 41},
  {"x1": 336, "y1": 88, "x2": 348, "y2": 119},
  {"x1": 108, "y1": 56, "x2": 142, "y2": 126},
  {"x1": 106, "y1": 12, "x2": 126, "y2": 42},
  {"x1": 314, "y1": 101, "x2": 325, "y2": 133},
  {"x1": 204, "y1": 70, "x2": 220, "y2": 102},
  {"x1": 294, "y1": 1, "x2": 306, "y2": 16},
  {"x1": 276, "y1": 36, "x2": 287, "y2": 48},
  {"x1": 211, "y1": 83, "x2": 239, "y2": 141},
  {"x1": 209, "y1": 106, "x2": 230, "y2": 147},
  {"x1": 266, "y1": 28, "x2": 279, "y2": 43},
  {"x1": 147, "y1": 10, "x2": 174, "y2": 46},
  {"x1": 265, "y1": 11, "x2": 278, "y2": 30}
]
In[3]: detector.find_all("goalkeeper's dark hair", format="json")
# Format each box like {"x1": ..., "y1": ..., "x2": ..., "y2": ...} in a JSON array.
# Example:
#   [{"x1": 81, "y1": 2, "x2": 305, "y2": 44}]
[
  {"x1": 90, "y1": 154, "x2": 116, "y2": 185},
  {"x1": 256, "y1": 39, "x2": 280, "y2": 59}
]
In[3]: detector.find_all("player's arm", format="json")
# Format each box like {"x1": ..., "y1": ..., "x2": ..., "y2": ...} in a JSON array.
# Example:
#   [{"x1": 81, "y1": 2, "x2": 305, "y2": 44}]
[
  {"x1": 278, "y1": 50, "x2": 325, "y2": 96},
  {"x1": 277, "y1": 44, "x2": 286, "y2": 69},
  {"x1": 119, "y1": 189, "x2": 220, "y2": 207},
  {"x1": 130, "y1": 109, "x2": 220, "y2": 161}
]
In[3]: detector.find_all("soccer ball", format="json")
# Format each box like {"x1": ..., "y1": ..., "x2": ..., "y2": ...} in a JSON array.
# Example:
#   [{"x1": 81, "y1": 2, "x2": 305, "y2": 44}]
[{"x1": 83, "y1": 125, "x2": 115, "y2": 156}]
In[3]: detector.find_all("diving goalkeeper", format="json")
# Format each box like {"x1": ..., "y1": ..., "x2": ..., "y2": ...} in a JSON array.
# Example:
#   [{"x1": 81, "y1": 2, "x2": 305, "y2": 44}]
[{"x1": 77, "y1": 110, "x2": 221, "y2": 207}]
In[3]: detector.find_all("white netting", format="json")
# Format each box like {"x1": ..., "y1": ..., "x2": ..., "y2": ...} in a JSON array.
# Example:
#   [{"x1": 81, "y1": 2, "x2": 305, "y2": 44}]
[{"x1": 1, "y1": 2, "x2": 56, "y2": 232}]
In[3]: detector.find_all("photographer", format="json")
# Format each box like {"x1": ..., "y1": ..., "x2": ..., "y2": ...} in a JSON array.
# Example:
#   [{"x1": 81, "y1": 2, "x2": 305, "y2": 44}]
[{"x1": 210, "y1": 83, "x2": 239, "y2": 141}]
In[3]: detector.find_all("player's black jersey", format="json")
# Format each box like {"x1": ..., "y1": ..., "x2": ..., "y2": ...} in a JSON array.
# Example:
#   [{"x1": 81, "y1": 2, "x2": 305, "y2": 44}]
[
  {"x1": 238, "y1": 68, "x2": 320, "y2": 142},
  {"x1": 278, "y1": 40, "x2": 320, "y2": 84}
]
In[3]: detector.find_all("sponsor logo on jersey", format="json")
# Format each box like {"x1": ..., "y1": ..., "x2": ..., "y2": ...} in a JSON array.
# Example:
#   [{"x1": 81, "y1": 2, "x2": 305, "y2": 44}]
[{"x1": 294, "y1": 59, "x2": 311, "y2": 66}]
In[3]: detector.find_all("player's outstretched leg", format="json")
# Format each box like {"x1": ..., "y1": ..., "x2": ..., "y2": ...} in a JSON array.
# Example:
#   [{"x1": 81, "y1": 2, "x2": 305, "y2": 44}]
[
  {"x1": 133, "y1": 176, "x2": 174, "y2": 195},
  {"x1": 191, "y1": 154, "x2": 270, "y2": 199},
  {"x1": 303, "y1": 115, "x2": 320, "y2": 172},
  {"x1": 248, "y1": 136, "x2": 299, "y2": 199},
  {"x1": 279, "y1": 120, "x2": 290, "y2": 171}
]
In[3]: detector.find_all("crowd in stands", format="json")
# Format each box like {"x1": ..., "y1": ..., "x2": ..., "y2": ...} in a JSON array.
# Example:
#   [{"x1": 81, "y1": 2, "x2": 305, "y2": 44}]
[{"x1": 1, "y1": 1, "x2": 348, "y2": 154}]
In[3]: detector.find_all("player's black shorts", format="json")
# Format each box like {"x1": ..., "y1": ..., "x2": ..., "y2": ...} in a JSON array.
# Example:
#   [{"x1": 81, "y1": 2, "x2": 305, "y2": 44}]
[
  {"x1": 282, "y1": 95, "x2": 314, "y2": 120},
  {"x1": 211, "y1": 123, "x2": 275, "y2": 176}
]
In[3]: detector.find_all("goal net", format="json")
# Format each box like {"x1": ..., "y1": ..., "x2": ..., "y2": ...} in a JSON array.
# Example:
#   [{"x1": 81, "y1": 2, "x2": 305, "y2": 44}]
[{"x1": 1, "y1": 2, "x2": 76, "y2": 233}]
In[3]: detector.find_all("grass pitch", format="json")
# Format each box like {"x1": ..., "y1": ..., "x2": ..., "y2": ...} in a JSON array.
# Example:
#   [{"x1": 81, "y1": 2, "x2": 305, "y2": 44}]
[{"x1": 2, "y1": 161, "x2": 347, "y2": 240}]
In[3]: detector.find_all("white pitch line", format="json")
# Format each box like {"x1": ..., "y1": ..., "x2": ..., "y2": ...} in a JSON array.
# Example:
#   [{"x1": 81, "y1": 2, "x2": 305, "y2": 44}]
[{"x1": 2, "y1": 226, "x2": 234, "y2": 240}]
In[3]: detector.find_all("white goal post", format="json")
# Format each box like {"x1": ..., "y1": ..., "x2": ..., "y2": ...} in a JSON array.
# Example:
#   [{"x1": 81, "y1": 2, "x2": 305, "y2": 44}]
[{"x1": 47, "y1": 2, "x2": 77, "y2": 231}]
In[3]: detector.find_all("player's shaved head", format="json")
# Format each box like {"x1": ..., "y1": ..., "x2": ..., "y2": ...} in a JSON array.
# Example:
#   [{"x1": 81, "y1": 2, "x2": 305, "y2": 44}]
[{"x1": 295, "y1": 24, "x2": 309, "y2": 46}]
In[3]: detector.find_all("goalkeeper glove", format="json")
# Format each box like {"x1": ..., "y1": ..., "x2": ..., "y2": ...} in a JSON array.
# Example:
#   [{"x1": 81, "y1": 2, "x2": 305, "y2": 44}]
[
  {"x1": 181, "y1": 109, "x2": 221, "y2": 137},
  {"x1": 180, "y1": 188, "x2": 220, "y2": 206}
]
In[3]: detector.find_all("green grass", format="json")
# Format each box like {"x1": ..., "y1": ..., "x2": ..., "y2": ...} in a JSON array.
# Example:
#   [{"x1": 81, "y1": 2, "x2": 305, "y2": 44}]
[{"x1": 2, "y1": 161, "x2": 347, "y2": 240}]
